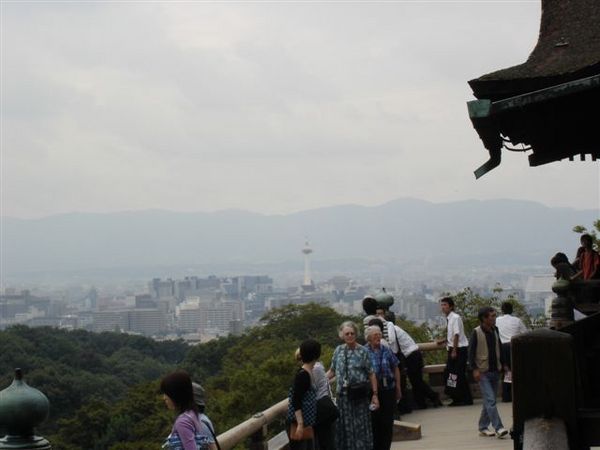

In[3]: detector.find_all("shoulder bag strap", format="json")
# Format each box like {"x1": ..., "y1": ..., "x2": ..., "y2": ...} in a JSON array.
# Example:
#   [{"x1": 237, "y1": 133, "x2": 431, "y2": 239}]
[
  {"x1": 344, "y1": 346, "x2": 350, "y2": 385},
  {"x1": 200, "y1": 419, "x2": 221, "y2": 450}
]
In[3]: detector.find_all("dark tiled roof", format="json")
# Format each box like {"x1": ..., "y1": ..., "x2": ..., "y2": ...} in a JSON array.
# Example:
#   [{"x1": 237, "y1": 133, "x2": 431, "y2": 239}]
[{"x1": 469, "y1": 0, "x2": 600, "y2": 100}]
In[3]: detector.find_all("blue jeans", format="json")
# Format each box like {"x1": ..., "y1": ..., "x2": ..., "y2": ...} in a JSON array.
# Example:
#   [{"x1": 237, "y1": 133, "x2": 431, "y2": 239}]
[{"x1": 478, "y1": 371, "x2": 504, "y2": 432}]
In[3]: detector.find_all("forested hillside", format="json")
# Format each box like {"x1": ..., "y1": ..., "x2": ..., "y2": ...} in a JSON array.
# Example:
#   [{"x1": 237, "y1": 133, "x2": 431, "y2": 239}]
[
  {"x1": 0, "y1": 304, "x2": 361, "y2": 449},
  {"x1": 1, "y1": 296, "x2": 513, "y2": 449}
]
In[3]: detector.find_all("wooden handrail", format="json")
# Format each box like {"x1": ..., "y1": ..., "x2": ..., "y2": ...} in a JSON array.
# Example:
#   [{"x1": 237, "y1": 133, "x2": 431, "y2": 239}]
[
  {"x1": 216, "y1": 398, "x2": 288, "y2": 450},
  {"x1": 422, "y1": 364, "x2": 446, "y2": 374},
  {"x1": 215, "y1": 341, "x2": 446, "y2": 449},
  {"x1": 418, "y1": 341, "x2": 446, "y2": 352}
]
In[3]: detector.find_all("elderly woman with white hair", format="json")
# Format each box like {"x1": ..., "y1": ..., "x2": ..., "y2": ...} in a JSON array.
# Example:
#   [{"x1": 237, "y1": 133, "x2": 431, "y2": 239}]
[
  {"x1": 365, "y1": 325, "x2": 401, "y2": 450},
  {"x1": 327, "y1": 321, "x2": 378, "y2": 450}
]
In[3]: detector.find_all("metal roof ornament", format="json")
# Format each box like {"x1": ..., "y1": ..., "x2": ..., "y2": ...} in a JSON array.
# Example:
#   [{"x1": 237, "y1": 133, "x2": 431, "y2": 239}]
[{"x1": 0, "y1": 369, "x2": 51, "y2": 450}]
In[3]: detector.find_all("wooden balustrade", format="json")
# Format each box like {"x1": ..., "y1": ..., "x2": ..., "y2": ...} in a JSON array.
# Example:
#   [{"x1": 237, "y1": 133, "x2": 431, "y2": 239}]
[{"x1": 217, "y1": 399, "x2": 288, "y2": 450}]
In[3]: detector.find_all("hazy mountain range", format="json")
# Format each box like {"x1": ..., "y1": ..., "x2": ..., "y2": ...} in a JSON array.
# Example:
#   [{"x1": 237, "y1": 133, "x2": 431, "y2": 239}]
[{"x1": 1, "y1": 198, "x2": 597, "y2": 279}]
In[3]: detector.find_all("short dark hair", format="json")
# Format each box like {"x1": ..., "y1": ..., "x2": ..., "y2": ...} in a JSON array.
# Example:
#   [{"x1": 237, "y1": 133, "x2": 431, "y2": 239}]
[
  {"x1": 160, "y1": 370, "x2": 197, "y2": 414},
  {"x1": 367, "y1": 318, "x2": 385, "y2": 333},
  {"x1": 299, "y1": 339, "x2": 321, "y2": 363},
  {"x1": 440, "y1": 297, "x2": 454, "y2": 309},
  {"x1": 501, "y1": 301, "x2": 513, "y2": 315},
  {"x1": 362, "y1": 296, "x2": 378, "y2": 315},
  {"x1": 478, "y1": 306, "x2": 496, "y2": 322},
  {"x1": 581, "y1": 234, "x2": 593, "y2": 246}
]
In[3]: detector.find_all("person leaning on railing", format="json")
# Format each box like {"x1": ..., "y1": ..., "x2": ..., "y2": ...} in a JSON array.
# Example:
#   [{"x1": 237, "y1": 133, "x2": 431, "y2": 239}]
[
  {"x1": 326, "y1": 321, "x2": 379, "y2": 450},
  {"x1": 572, "y1": 234, "x2": 600, "y2": 280},
  {"x1": 382, "y1": 317, "x2": 442, "y2": 410}
]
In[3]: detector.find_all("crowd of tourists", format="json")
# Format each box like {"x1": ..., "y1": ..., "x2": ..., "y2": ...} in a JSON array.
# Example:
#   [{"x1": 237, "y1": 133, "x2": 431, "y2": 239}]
[
  {"x1": 158, "y1": 292, "x2": 531, "y2": 450},
  {"x1": 283, "y1": 295, "x2": 528, "y2": 450}
]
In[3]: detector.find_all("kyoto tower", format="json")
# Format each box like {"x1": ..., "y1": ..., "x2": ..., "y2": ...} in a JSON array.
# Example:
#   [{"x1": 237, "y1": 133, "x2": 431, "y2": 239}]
[{"x1": 302, "y1": 240, "x2": 314, "y2": 290}]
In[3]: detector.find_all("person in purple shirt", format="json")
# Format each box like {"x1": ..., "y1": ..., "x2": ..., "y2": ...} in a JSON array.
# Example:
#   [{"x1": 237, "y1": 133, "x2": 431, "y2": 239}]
[{"x1": 161, "y1": 370, "x2": 206, "y2": 450}]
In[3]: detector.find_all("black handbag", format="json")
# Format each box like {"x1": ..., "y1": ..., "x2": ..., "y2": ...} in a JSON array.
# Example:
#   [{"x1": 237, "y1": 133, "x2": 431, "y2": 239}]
[
  {"x1": 316, "y1": 396, "x2": 339, "y2": 424},
  {"x1": 343, "y1": 347, "x2": 371, "y2": 401},
  {"x1": 346, "y1": 382, "x2": 370, "y2": 401}
]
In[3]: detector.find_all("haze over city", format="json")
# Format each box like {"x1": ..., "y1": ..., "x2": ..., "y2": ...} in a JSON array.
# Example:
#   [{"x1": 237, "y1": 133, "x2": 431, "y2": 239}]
[{"x1": 1, "y1": 1, "x2": 598, "y2": 337}]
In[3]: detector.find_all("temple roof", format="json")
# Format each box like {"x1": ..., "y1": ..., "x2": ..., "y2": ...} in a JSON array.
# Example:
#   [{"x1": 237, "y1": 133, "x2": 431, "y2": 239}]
[{"x1": 469, "y1": 0, "x2": 600, "y2": 101}]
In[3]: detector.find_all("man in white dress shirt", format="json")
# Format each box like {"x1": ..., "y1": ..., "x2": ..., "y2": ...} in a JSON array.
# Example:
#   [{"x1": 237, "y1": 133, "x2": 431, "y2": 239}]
[
  {"x1": 385, "y1": 319, "x2": 442, "y2": 409},
  {"x1": 440, "y1": 297, "x2": 473, "y2": 406},
  {"x1": 495, "y1": 301, "x2": 528, "y2": 402}
]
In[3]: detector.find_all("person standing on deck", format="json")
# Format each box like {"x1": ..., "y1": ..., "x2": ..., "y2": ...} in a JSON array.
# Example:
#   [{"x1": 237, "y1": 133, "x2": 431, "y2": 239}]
[
  {"x1": 327, "y1": 321, "x2": 378, "y2": 450},
  {"x1": 468, "y1": 307, "x2": 509, "y2": 439},
  {"x1": 365, "y1": 325, "x2": 401, "y2": 450},
  {"x1": 495, "y1": 301, "x2": 527, "y2": 402},
  {"x1": 439, "y1": 297, "x2": 472, "y2": 406}
]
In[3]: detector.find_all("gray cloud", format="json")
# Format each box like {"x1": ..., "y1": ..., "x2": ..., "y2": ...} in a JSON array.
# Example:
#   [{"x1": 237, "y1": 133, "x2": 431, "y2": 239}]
[{"x1": 2, "y1": 1, "x2": 598, "y2": 218}]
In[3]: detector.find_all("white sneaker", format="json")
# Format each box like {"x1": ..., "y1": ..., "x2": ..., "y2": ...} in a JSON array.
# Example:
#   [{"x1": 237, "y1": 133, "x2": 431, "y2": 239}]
[
  {"x1": 479, "y1": 429, "x2": 495, "y2": 437},
  {"x1": 496, "y1": 428, "x2": 509, "y2": 438}
]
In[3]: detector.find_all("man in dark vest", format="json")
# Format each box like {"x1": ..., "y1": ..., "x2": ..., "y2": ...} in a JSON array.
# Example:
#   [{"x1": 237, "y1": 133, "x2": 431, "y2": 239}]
[{"x1": 468, "y1": 306, "x2": 509, "y2": 439}]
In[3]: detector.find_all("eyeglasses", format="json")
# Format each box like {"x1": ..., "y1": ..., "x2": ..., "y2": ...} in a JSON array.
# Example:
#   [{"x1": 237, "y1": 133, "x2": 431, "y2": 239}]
[{"x1": 344, "y1": 331, "x2": 355, "y2": 336}]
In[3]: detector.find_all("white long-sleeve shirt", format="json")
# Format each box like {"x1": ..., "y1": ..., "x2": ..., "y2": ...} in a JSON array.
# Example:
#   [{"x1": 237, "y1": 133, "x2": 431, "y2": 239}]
[{"x1": 387, "y1": 322, "x2": 419, "y2": 357}]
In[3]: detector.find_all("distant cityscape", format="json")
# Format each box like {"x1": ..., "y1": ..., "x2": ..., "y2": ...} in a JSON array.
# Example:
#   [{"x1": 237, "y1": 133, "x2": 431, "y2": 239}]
[{"x1": 0, "y1": 243, "x2": 557, "y2": 342}]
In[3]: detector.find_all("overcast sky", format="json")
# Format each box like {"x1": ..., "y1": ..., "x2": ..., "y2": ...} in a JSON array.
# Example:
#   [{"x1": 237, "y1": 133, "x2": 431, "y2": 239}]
[{"x1": 2, "y1": 1, "x2": 599, "y2": 219}]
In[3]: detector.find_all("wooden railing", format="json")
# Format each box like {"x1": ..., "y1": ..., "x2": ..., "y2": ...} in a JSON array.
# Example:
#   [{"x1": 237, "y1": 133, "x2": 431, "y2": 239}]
[{"x1": 214, "y1": 341, "x2": 446, "y2": 450}]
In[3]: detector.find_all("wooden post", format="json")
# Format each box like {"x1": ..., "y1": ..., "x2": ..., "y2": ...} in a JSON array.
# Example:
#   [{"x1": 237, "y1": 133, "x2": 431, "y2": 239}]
[
  {"x1": 523, "y1": 418, "x2": 569, "y2": 450},
  {"x1": 550, "y1": 280, "x2": 574, "y2": 329},
  {"x1": 512, "y1": 328, "x2": 578, "y2": 450},
  {"x1": 248, "y1": 425, "x2": 268, "y2": 450}
]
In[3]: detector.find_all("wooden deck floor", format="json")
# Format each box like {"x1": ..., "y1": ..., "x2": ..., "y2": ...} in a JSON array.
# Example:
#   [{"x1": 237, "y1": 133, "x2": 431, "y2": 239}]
[{"x1": 392, "y1": 400, "x2": 514, "y2": 450}]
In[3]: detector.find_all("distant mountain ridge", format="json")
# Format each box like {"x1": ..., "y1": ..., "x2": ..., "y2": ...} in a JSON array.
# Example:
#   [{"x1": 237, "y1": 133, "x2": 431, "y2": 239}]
[{"x1": 1, "y1": 198, "x2": 597, "y2": 277}]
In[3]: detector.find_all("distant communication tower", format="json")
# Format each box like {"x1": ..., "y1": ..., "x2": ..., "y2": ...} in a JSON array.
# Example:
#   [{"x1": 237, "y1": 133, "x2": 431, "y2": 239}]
[{"x1": 302, "y1": 240, "x2": 314, "y2": 291}]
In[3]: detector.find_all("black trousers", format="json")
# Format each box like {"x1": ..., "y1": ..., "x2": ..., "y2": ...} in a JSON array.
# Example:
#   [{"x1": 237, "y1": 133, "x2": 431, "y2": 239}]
[
  {"x1": 444, "y1": 347, "x2": 473, "y2": 404},
  {"x1": 501, "y1": 342, "x2": 512, "y2": 402},
  {"x1": 406, "y1": 350, "x2": 438, "y2": 408},
  {"x1": 396, "y1": 367, "x2": 412, "y2": 414},
  {"x1": 313, "y1": 421, "x2": 336, "y2": 450},
  {"x1": 371, "y1": 388, "x2": 396, "y2": 450}
]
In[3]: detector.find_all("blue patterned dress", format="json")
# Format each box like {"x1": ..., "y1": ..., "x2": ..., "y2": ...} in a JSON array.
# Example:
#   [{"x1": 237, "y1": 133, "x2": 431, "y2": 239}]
[{"x1": 330, "y1": 344, "x2": 374, "y2": 450}]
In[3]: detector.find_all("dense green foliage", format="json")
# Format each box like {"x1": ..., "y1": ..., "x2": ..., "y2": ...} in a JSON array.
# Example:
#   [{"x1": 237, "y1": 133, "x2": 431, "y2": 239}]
[
  {"x1": 0, "y1": 326, "x2": 188, "y2": 449},
  {"x1": 0, "y1": 298, "x2": 532, "y2": 449},
  {"x1": 181, "y1": 303, "x2": 354, "y2": 432},
  {"x1": 0, "y1": 304, "x2": 354, "y2": 449}
]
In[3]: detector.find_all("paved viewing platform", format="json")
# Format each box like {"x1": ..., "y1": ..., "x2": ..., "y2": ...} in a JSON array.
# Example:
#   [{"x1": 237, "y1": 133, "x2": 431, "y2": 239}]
[{"x1": 392, "y1": 400, "x2": 513, "y2": 450}]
